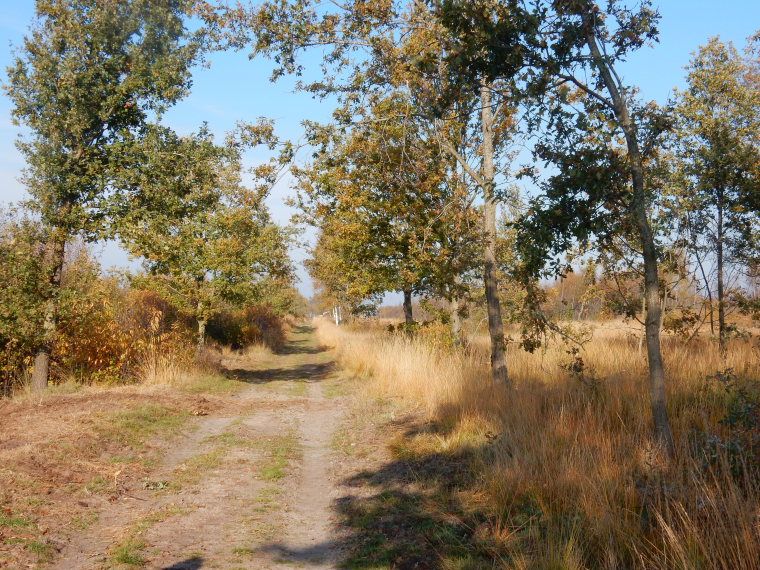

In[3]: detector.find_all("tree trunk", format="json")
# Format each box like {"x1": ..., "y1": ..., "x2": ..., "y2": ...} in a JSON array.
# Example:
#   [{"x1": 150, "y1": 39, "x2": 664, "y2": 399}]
[
  {"x1": 581, "y1": 14, "x2": 674, "y2": 455},
  {"x1": 403, "y1": 289, "x2": 414, "y2": 326},
  {"x1": 481, "y1": 84, "x2": 509, "y2": 385},
  {"x1": 451, "y1": 296, "x2": 462, "y2": 345},
  {"x1": 716, "y1": 197, "x2": 726, "y2": 353},
  {"x1": 197, "y1": 317, "x2": 207, "y2": 351},
  {"x1": 196, "y1": 297, "x2": 207, "y2": 353},
  {"x1": 30, "y1": 226, "x2": 67, "y2": 392}
]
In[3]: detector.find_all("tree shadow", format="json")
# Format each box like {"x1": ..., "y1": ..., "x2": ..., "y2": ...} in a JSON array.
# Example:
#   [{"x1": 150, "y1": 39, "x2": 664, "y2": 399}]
[
  {"x1": 258, "y1": 418, "x2": 498, "y2": 569},
  {"x1": 163, "y1": 557, "x2": 204, "y2": 570},
  {"x1": 225, "y1": 361, "x2": 335, "y2": 384},
  {"x1": 276, "y1": 325, "x2": 328, "y2": 355}
]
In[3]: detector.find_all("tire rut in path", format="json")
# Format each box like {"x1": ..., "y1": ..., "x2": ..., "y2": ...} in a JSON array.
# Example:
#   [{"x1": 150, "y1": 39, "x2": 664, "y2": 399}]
[{"x1": 259, "y1": 380, "x2": 343, "y2": 569}]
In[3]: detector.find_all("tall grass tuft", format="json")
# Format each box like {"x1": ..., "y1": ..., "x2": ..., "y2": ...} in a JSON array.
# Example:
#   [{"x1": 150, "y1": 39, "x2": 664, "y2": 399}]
[{"x1": 317, "y1": 318, "x2": 760, "y2": 569}]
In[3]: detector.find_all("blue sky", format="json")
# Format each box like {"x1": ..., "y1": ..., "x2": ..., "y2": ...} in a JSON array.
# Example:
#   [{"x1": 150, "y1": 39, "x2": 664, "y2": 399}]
[{"x1": 1, "y1": 0, "x2": 759, "y2": 298}]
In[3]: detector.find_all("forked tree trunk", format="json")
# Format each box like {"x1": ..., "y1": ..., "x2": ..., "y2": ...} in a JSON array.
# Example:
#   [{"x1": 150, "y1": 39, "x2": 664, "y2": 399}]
[
  {"x1": 30, "y1": 226, "x2": 67, "y2": 392},
  {"x1": 402, "y1": 289, "x2": 414, "y2": 326},
  {"x1": 582, "y1": 12, "x2": 674, "y2": 455},
  {"x1": 481, "y1": 84, "x2": 509, "y2": 385}
]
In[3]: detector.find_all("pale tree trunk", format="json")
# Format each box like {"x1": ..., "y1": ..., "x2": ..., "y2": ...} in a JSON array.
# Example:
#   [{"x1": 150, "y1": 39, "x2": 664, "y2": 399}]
[
  {"x1": 716, "y1": 196, "x2": 726, "y2": 353},
  {"x1": 402, "y1": 289, "x2": 414, "y2": 326},
  {"x1": 451, "y1": 296, "x2": 462, "y2": 345},
  {"x1": 197, "y1": 317, "x2": 207, "y2": 351},
  {"x1": 481, "y1": 84, "x2": 509, "y2": 385},
  {"x1": 582, "y1": 14, "x2": 674, "y2": 455},
  {"x1": 31, "y1": 226, "x2": 67, "y2": 392},
  {"x1": 196, "y1": 298, "x2": 207, "y2": 353}
]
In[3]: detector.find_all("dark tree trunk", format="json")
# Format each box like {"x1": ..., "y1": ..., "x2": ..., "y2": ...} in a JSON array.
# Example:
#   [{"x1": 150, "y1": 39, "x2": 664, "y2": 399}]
[
  {"x1": 403, "y1": 289, "x2": 414, "y2": 326},
  {"x1": 481, "y1": 84, "x2": 509, "y2": 385},
  {"x1": 31, "y1": 226, "x2": 67, "y2": 392},
  {"x1": 581, "y1": 13, "x2": 674, "y2": 455}
]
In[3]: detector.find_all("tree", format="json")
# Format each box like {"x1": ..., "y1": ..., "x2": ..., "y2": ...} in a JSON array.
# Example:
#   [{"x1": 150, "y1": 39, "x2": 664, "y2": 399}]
[
  {"x1": 435, "y1": 0, "x2": 676, "y2": 451},
  {"x1": 203, "y1": 0, "x2": 523, "y2": 381},
  {"x1": 4, "y1": 0, "x2": 200, "y2": 390},
  {"x1": 523, "y1": 0, "x2": 675, "y2": 453},
  {"x1": 118, "y1": 128, "x2": 294, "y2": 348},
  {"x1": 0, "y1": 210, "x2": 50, "y2": 395},
  {"x1": 297, "y1": 94, "x2": 481, "y2": 326},
  {"x1": 671, "y1": 37, "x2": 760, "y2": 351}
]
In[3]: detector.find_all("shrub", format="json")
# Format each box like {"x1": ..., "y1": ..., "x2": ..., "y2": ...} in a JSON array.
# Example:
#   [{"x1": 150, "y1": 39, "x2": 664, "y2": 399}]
[{"x1": 207, "y1": 304, "x2": 286, "y2": 351}]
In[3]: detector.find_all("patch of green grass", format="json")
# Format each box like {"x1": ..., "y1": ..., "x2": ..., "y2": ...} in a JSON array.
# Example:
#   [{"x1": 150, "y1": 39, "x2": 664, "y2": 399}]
[
  {"x1": 110, "y1": 537, "x2": 147, "y2": 567},
  {"x1": 108, "y1": 506, "x2": 190, "y2": 568},
  {"x1": 70, "y1": 511, "x2": 99, "y2": 531},
  {"x1": 23, "y1": 497, "x2": 44, "y2": 508},
  {"x1": 85, "y1": 475, "x2": 113, "y2": 494},
  {"x1": 323, "y1": 378, "x2": 349, "y2": 398},
  {"x1": 250, "y1": 485, "x2": 284, "y2": 513},
  {"x1": 288, "y1": 380, "x2": 309, "y2": 397},
  {"x1": 242, "y1": 518, "x2": 280, "y2": 540},
  {"x1": 257, "y1": 433, "x2": 299, "y2": 482},
  {"x1": 93, "y1": 404, "x2": 189, "y2": 449},
  {"x1": 0, "y1": 513, "x2": 32, "y2": 528},
  {"x1": 332, "y1": 425, "x2": 359, "y2": 455},
  {"x1": 181, "y1": 373, "x2": 248, "y2": 394},
  {"x1": 26, "y1": 539, "x2": 54, "y2": 562},
  {"x1": 172, "y1": 447, "x2": 226, "y2": 489},
  {"x1": 135, "y1": 506, "x2": 191, "y2": 532},
  {"x1": 232, "y1": 546, "x2": 256, "y2": 557},
  {"x1": 202, "y1": 430, "x2": 252, "y2": 448},
  {"x1": 109, "y1": 455, "x2": 138, "y2": 464},
  {"x1": 261, "y1": 379, "x2": 308, "y2": 397}
]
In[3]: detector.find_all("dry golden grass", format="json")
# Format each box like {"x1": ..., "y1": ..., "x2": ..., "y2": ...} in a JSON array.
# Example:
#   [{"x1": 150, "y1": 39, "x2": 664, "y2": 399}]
[{"x1": 317, "y1": 317, "x2": 760, "y2": 570}]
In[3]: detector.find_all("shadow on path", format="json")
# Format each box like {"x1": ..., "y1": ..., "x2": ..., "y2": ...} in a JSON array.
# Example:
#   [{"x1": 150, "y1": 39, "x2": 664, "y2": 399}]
[
  {"x1": 222, "y1": 325, "x2": 334, "y2": 384},
  {"x1": 276, "y1": 325, "x2": 328, "y2": 355},
  {"x1": 225, "y1": 362, "x2": 334, "y2": 384},
  {"x1": 257, "y1": 417, "x2": 498, "y2": 569},
  {"x1": 163, "y1": 557, "x2": 204, "y2": 570}
]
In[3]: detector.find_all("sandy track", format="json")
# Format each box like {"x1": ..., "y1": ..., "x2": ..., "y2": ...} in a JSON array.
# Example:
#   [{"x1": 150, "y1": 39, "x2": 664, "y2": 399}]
[{"x1": 54, "y1": 326, "x2": 346, "y2": 570}]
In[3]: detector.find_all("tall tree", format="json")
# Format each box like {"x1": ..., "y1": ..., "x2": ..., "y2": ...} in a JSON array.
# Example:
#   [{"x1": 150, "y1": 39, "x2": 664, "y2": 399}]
[
  {"x1": 435, "y1": 0, "x2": 677, "y2": 451},
  {"x1": 204, "y1": 0, "x2": 522, "y2": 381},
  {"x1": 526, "y1": 0, "x2": 675, "y2": 453},
  {"x1": 4, "y1": 0, "x2": 200, "y2": 390},
  {"x1": 672, "y1": 37, "x2": 760, "y2": 351}
]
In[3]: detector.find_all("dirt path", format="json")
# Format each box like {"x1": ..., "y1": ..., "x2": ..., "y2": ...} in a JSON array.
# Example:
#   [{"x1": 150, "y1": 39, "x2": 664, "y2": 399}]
[{"x1": 54, "y1": 325, "x2": 347, "y2": 570}]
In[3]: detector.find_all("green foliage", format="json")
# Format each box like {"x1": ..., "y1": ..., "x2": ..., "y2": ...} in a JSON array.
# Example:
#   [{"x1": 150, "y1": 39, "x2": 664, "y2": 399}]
[
  {"x1": 696, "y1": 369, "x2": 760, "y2": 480},
  {"x1": 0, "y1": 211, "x2": 50, "y2": 393},
  {"x1": 5, "y1": 0, "x2": 201, "y2": 238},
  {"x1": 298, "y1": 93, "x2": 481, "y2": 312},
  {"x1": 672, "y1": 37, "x2": 760, "y2": 260},
  {"x1": 3, "y1": 0, "x2": 203, "y2": 389},
  {"x1": 118, "y1": 127, "x2": 294, "y2": 344}
]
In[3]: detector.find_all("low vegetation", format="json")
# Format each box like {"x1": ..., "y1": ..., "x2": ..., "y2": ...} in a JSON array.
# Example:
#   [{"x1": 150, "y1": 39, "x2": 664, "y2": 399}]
[{"x1": 318, "y1": 319, "x2": 760, "y2": 569}]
